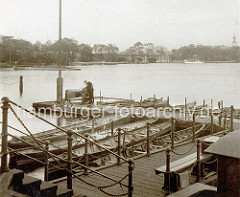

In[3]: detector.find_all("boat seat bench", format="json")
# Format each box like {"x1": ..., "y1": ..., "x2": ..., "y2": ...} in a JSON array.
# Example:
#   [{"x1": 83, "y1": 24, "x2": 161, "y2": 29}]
[{"x1": 155, "y1": 152, "x2": 213, "y2": 192}]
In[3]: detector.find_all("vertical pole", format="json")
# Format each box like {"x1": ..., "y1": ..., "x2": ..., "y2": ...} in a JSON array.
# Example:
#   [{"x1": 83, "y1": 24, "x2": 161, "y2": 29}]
[
  {"x1": 211, "y1": 114, "x2": 214, "y2": 135},
  {"x1": 230, "y1": 105, "x2": 234, "y2": 131},
  {"x1": 146, "y1": 122, "x2": 150, "y2": 157},
  {"x1": 171, "y1": 118, "x2": 175, "y2": 149},
  {"x1": 44, "y1": 140, "x2": 50, "y2": 182},
  {"x1": 221, "y1": 100, "x2": 223, "y2": 113},
  {"x1": 19, "y1": 76, "x2": 23, "y2": 95},
  {"x1": 91, "y1": 117, "x2": 95, "y2": 134},
  {"x1": 196, "y1": 139, "x2": 201, "y2": 182},
  {"x1": 100, "y1": 91, "x2": 102, "y2": 104},
  {"x1": 167, "y1": 96, "x2": 170, "y2": 107},
  {"x1": 111, "y1": 121, "x2": 114, "y2": 136},
  {"x1": 192, "y1": 113, "x2": 196, "y2": 142},
  {"x1": 165, "y1": 148, "x2": 171, "y2": 195},
  {"x1": 1, "y1": 97, "x2": 10, "y2": 173},
  {"x1": 218, "y1": 114, "x2": 222, "y2": 128},
  {"x1": 218, "y1": 101, "x2": 221, "y2": 109},
  {"x1": 57, "y1": 0, "x2": 63, "y2": 104},
  {"x1": 184, "y1": 97, "x2": 187, "y2": 121},
  {"x1": 117, "y1": 128, "x2": 121, "y2": 165},
  {"x1": 210, "y1": 99, "x2": 213, "y2": 116},
  {"x1": 203, "y1": 99, "x2": 205, "y2": 107},
  {"x1": 67, "y1": 130, "x2": 73, "y2": 189},
  {"x1": 84, "y1": 133, "x2": 89, "y2": 175},
  {"x1": 128, "y1": 159, "x2": 134, "y2": 197},
  {"x1": 223, "y1": 114, "x2": 227, "y2": 129}
]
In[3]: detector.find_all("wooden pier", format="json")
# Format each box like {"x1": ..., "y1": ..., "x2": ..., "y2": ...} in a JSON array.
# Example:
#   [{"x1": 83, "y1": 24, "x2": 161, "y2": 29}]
[{"x1": 55, "y1": 142, "x2": 197, "y2": 197}]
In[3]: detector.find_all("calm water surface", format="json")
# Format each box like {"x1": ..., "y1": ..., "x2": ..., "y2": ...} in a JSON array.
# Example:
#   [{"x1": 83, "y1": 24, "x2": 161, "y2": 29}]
[{"x1": 0, "y1": 63, "x2": 240, "y2": 135}]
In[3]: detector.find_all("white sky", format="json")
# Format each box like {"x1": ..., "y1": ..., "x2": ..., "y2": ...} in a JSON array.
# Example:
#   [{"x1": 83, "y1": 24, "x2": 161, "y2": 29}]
[{"x1": 0, "y1": 0, "x2": 239, "y2": 50}]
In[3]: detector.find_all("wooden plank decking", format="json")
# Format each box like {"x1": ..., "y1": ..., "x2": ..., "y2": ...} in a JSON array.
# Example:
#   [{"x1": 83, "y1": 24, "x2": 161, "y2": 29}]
[{"x1": 57, "y1": 143, "x2": 197, "y2": 197}]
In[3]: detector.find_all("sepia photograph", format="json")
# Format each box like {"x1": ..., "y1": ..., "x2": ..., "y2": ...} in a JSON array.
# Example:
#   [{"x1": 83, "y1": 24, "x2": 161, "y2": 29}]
[{"x1": 0, "y1": 0, "x2": 239, "y2": 196}]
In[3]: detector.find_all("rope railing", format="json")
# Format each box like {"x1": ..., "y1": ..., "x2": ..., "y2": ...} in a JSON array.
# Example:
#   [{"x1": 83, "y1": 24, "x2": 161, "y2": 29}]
[
  {"x1": 9, "y1": 106, "x2": 44, "y2": 150},
  {"x1": 9, "y1": 100, "x2": 129, "y2": 163},
  {"x1": 0, "y1": 99, "x2": 137, "y2": 196},
  {"x1": 170, "y1": 143, "x2": 196, "y2": 156},
  {"x1": 8, "y1": 147, "x2": 45, "y2": 165},
  {"x1": 8, "y1": 132, "x2": 130, "y2": 188},
  {"x1": 4, "y1": 100, "x2": 135, "y2": 196}
]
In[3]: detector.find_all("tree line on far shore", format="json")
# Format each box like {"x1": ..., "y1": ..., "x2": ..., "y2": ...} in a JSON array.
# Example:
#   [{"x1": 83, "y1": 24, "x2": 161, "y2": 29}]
[{"x1": 0, "y1": 35, "x2": 239, "y2": 65}]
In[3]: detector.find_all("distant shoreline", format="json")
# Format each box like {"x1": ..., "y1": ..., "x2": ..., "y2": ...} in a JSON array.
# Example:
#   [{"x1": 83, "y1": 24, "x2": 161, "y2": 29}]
[{"x1": 0, "y1": 61, "x2": 239, "y2": 69}]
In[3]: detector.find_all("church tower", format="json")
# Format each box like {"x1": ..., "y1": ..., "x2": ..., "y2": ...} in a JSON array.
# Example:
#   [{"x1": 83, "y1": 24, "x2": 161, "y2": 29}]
[{"x1": 232, "y1": 34, "x2": 237, "y2": 46}]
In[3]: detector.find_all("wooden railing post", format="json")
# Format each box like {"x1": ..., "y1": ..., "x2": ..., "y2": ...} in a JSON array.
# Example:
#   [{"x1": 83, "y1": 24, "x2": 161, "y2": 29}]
[
  {"x1": 203, "y1": 99, "x2": 205, "y2": 107},
  {"x1": 210, "y1": 99, "x2": 213, "y2": 116},
  {"x1": 44, "y1": 140, "x2": 50, "y2": 182},
  {"x1": 67, "y1": 129, "x2": 73, "y2": 189},
  {"x1": 184, "y1": 97, "x2": 187, "y2": 121},
  {"x1": 223, "y1": 114, "x2": 227, "y2": 129},
  {"x1": 84, "y1": 133, "x2": 89, "y2": 175},
  {"x1": 210, "y1": 114, "x2": 214, "y2": 135},
  {"x1": 165, "y1": 147, "x2": 171, "y2": 195},
  {"x1": 218, "y1": 101, "x2": 221, "y2": 109},
  {"x1": 91, "y1": 117, "x2": 95, "y2": 134},
  {"x1": 1, "y1": 97, "x2": 10, "y2": 173},
  {"x1": 146, "y1": 122, "x2": 150, "y2": 157},
  {"x1": 171, "y1": 118, "x2": 175, "y2": 149},
  {"x1": 111, "y1": 121, "x2": 114, "y2": 136},
  {"x1": 128, "y1": 158, "x2": 134, "y2": 197},
  {"x1": 196, "y1": 139, "x2": 201, "y2": 182},
  {"x1": 167, "y1": 96, "x2": 170, "y2": 107},
  {"x1": 192, "y1": 113, "x2": 196, "y2": 142},
  {"x1": 221, "y1": 100, "x2": 223, "y2": 113},
  {"x1": 230, "y1": 105, "x2": 234, "y2": 131},
  {"x1": 117, "y1": 128, "x2": 121, "y2": 165},
  {"x1": 218, "y1": 113, "x2": 222, "y2": 128}
]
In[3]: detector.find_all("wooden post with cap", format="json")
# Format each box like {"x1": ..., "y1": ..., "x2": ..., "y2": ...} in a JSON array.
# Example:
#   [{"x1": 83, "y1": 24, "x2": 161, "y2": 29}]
[
  {"x1": 184, "y1": 97, "x2": 187, "y2": 121},
  {"x1": 230, "y1": 105, "x2": 234, "y2": 131},
  {"x1": 111, "y1": 121, "x2": 114, "y2": 136},
  {"x1": 165, "y1": 147, "x2": 171, "y2": 195},
  {"x1": 192, "y1": 113, "x2": 196, "y2": 142},
  {"x1": 117, "y1": 128, "x2": 121, "y2": 165},
  {"x1": 67, "y1": 129, "x2": 73, "y2": 189},
  {"x1": 211, "y1": 114, "x2": 214, "y2": 135},
  {"x1": 44, "y1": 140, "x2": 50, "y2": 182},
  {"x1": 171, "y1": 118, "x2": 175, "y2": 149},
  {"x1": 128, "y1": 158, "x2": 134, "y2": 197},
  {"x1": 1, "y1": 97, "x2": 10, "y2": 173},
  {"x1": 84, "y1": 133, "x2": 89, "y2": 175},
  {"x1": 146, "y1": 122, "x2": 151, "y2": 157},
  {"x1": 196, "y1": 139, "x2": 201, "y2": 182},
  {"x1": 223, "y1": 113, "x2": 227, "y2": 129}
]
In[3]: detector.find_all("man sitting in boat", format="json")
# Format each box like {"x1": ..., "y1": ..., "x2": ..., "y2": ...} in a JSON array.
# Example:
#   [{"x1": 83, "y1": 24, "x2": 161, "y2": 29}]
[
  {"x1": 82, "y1": 80, "x2": 94, "y2": 104},
  {"x1": 64, "y1": 81, "x2": 94, "y2": 105}
]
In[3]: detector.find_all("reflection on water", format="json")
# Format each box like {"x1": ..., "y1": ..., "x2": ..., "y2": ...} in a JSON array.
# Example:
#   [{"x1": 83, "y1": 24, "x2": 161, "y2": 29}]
[{"x1": 0, "y1": 63, "x2": 240, "y2": 135}]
